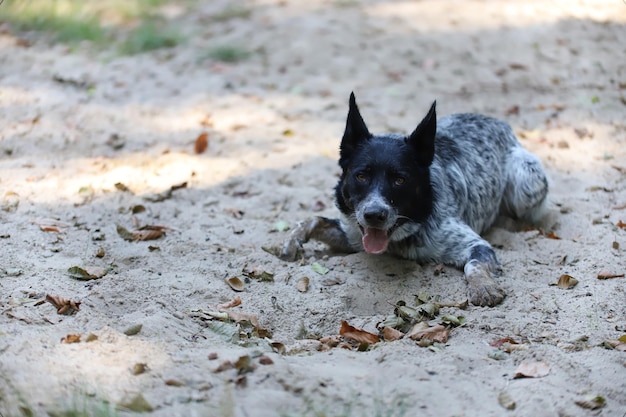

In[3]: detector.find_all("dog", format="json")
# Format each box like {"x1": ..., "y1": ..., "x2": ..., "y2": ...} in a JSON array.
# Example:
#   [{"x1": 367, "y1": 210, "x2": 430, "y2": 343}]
[{"x1": 279, "y1": 93, "x2": 548, "y2": 306}]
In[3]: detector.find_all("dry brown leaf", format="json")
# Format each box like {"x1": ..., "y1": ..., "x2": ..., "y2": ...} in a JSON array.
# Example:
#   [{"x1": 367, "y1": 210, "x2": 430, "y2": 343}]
[
  {"x1": 115, "y1": 182, "x2": 131, "y2": 192},
  {"x1": 556, "y1": 274, "x2": 579, "y2": 289},
  {"x1": 597, "y1": 271, "x2": 625, "y2": 280},
  {"x1": 45, "y1": 294, "x2": 81, "y2": 315},
  {"x1": 132, "y1": 229, "x2": 164, "y2": 241},
  {"x1": 407, "y1": 323, "x2": 450, "y2": 343},
  {"x1": 382, "y1": 326, "x2": 404, "y2": 341},
  {"x1": 339, "y1": 320, "x2": 380, "y2": 344},
  {"x1": 226, "y1": 311, "x2": 259, "y2": 327},
  {"x1": 296, "y1": 277, "x2": 309, "y2": 293},
  {"x1": 575, "y1": 394, "x2": 606, "y2": 410},
  {"x1": 617, "y1": 220, "x2": 626, "y2": 229},
  {"x1": 490, "y1": 337, "x2": 518, "y2": 348},
  {"x1": 258, "y1": 355, "x2": 274, "y2": 365},
  {"x1": 514, "y1": 362, "x2": 550, "y2": 379},
  {"x1": 217, "y1": 296, "x2": 242, "y2": 310},
  {"x1": 225, "y1": 277, "x2": 245, "y2": 292},
  {"x1": 39, "y1": 225, "x2": 61, "y2": 233},
  {"x1": 194, "y1": 132, "x2": 209, "y2": 154},
  {"x1": 545, "y1": 230, "x2": 561, "y2": 240},
  {"x1": 61, "y1": 334, "x2": 81, "y2": 344}
]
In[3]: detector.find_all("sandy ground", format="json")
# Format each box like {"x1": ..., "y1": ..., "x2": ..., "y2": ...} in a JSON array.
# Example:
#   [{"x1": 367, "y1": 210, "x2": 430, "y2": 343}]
[{"x1": 1, "y1": 0, "x2": 626, "y2": 416}]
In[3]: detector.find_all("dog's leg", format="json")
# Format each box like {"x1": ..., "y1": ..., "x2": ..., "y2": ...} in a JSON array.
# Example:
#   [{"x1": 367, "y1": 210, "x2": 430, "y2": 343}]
[
  {"x1": 502, "y1": 147, "x2": 549, "y2": 224},
  {"x1": 279, "y1": 217, "x2": 356, "y2": 261},
  {"x1": 435, "y1": 220, "x2": 505, "y2": 306},
  {"x1": 463, "y1": 245, "x2": 505, "y2": 307}
]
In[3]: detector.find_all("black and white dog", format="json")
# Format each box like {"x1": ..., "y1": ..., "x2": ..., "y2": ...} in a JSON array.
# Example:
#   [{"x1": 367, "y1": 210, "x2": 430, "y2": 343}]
[{"x1": 280, "y1": 93, "x2": 548, "y2": 306}]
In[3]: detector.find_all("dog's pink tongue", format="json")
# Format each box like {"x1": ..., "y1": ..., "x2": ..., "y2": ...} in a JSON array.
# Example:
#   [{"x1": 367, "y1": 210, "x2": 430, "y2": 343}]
[{"x1": 362, "y1": 228, "x2": 389, "y2": 254}]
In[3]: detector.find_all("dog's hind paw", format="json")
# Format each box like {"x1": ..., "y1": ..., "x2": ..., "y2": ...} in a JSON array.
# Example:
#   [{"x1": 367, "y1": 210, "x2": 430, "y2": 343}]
[{"x1": 464, "y1": 262, "x2": 506, "y2": 307}]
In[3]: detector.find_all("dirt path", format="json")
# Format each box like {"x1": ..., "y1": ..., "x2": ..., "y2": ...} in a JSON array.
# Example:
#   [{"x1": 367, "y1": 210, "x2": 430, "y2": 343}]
[{"x1": 1, "y1": 1, "x2": 625, "y2": 416}]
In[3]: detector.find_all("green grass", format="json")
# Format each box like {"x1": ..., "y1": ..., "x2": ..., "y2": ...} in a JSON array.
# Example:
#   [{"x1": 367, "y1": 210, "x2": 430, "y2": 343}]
[
  {"x1": 206, "y1": 45, "x2": 251, "y2": 63},
  {"x1": 0, "y1": 0, "x2": 186, "y2": 54},
  {"x1": 119, "y1": 20, "x2": 181, "y2": 55},
  {"x1": 211, "y1": 5, "x2": 252, "y2": 22}
]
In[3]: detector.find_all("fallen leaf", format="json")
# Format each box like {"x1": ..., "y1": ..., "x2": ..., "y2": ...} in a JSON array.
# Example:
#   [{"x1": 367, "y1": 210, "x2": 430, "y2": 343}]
[
  {"x1": 296, "y1": 277, "x2": 309, "y2": 293},
  {"x1": 67, "y1": 266, "x2": 107, "y2": 281},
  {"x1": 234, "y1": 355, "x2": 256, "y2": 374},
  {"x1": 131, "y1": 363, "x2": 148, "y2": 375},
  {"x1": 270, "y1": 341, "x2": 286, "y2": 354},
  {"x1": 226, "y1": 311, "x2": 259, "y2": 327},
  {"x1": 115, "y1": 182, "x2": 131, "y2": 192},
  {"x1": 282, "y1": 129, "x2": 294, "y2": 137},
  {"x1": 117, "y1": 225, "x2": 165, "y2": 242},
  {"x1": 382, "y1": 326, "x2": 404, "y2": 341},
  {"x1": 143, "y1": 182, "x2": 187, "y2": 202},
  {"x1": 225, "y1": 277, "x2": 245, "y2": 292},
  {"x1": 194, "y1": 132, "x2": 209, "y2": 154},
  {"x1": 490, "y1": 337, "x2": 518, "y2": 348},
  {"x1": 123, "y1": 324, "x2": 143, "y2": 336},
  {"x1": 440, "y1": 315, "x2": 466, "y2": 327},
  {"x1": 39, "y1": 225, "x2": 61, "y2": 233},
  {"x1": 498, "y1": 392, "x2": 516, "y2": 410},
  {"x1": 311, "y1": 262, "x2": 329, "y2": 275},
  {"x1": 217, "y1": 296, "x2": 242, "y2": 310},
  {"x1": 118, "y1": 393, "x2": 153, "y2": 412},
  {"x1": 61, "y1": 334, "x2": 81, "y2": 344},
  {"x1": 555, "y1": 274, "x2": 579, "y2": 289},
  {"x1": 242, "y1": 265, "x2": 274, "y2": 282},
  {"x1": 45, "y1": 294, "x2": 81, "y2": 315},
  {"x1": 224, "y1": 208, "x2": 245, "y2": 219},
  {"x1": 339, "y1": 321, "x2": 380, "y2": 344},
  {"x1": 213, "y1": 360, "x2": 234, "y2": 373},
  {"x1": 597, "y1": 271, "x2": 625, "y2": 280},
  {"x1": 258, "y1": 355, "x2": 274, "y2": 365},
  {"x1": 514, "y1": 362, "x2": 550, "y2": 378},
  {"x1": 407, "y1": 323, "x2": 450, "y2": 343},
  {"x1": 164, "y1": 379, "x2": 185, "y2": 387},
  {"x1": 618, "y1": 220, "x2": 626, "y2": 229},
  {"x1": 575, "y1": 394, "x2": 606, "y2": 410}
]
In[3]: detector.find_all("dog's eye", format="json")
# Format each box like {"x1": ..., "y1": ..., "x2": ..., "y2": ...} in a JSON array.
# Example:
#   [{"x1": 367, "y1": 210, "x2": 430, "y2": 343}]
[
  {"x1": 394, "y1": 177, "x2": 405, "y2": 186},
  {"x1": 356, "y1": 173, "x2": 368, "y2": 182}
]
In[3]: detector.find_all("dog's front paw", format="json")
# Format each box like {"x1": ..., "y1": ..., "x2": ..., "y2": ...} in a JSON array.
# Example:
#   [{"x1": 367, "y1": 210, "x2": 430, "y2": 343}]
[
  {"x1": 279, "y1": 236, "x2": 304, "y2": 261},
  {"x1": 464, "y1": 262, "x2": 506, "y2": 307}
]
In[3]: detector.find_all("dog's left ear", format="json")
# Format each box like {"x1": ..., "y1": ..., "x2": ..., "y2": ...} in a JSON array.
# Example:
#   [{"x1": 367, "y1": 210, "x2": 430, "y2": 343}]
[{"x1": 407, "y1": 101, "x2": 437, "y2": 166}]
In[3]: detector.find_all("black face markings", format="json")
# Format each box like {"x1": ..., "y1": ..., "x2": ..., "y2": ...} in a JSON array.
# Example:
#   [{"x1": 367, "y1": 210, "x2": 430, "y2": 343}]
[{"x1": 336, "y1": 135, "x2": 434, "y2": 225}]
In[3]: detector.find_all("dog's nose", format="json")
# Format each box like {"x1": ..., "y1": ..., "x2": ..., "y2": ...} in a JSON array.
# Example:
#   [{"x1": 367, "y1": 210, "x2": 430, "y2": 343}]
[{"x1": 363, "y1": 208, "x2": 388, "y2": 224}]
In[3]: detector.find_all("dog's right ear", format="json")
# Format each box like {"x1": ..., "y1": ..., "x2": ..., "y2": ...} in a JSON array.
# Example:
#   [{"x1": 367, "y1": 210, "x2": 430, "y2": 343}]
[
  {"x1": 407, "y1": 101, "x2": 437, "y2": 166},
  {"x1": 340, "y1": 92, "x2": 371, "y2": 161}
]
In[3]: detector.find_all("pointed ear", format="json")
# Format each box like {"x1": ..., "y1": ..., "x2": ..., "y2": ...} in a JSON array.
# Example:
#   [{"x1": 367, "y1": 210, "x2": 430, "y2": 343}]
[
  {"x1": 340, "y1": 92, "x2": 371, "y2": 160},
  {"x1": 407, "y1": 101, "x2": 437, "y2": 166}
]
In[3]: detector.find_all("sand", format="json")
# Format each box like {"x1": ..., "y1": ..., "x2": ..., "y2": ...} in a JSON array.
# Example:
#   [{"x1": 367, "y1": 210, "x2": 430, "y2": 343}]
[{"x1": 1, "y1": 1, "x2": 625, "y2": 416}]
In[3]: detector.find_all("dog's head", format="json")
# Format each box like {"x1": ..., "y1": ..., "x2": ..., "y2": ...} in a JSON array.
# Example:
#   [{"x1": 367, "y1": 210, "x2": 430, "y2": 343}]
[{"x1": 335, "y1": 92, "x2": 436, "y2": 254}]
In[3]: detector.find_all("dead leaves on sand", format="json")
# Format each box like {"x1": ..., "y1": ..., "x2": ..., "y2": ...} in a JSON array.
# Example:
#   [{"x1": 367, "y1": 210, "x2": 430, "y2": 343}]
[
  {"x1": 116, "y1": 224, "x2": 168, "y2": 242},
  {"x1": 190, "y1": 295, "x2": 271, "y2": 343},
  {"x1": 45, "y1": 294, "x2": 81, "y2": 315}
]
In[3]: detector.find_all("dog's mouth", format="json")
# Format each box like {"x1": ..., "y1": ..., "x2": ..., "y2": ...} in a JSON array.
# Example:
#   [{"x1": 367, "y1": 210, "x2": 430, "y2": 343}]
[
  {"x1": 362, "y1": 227, "x2": 389, "y2": 254},
  {"x1": 359, "y1": 218, "x2": 408, "y2": 254}
]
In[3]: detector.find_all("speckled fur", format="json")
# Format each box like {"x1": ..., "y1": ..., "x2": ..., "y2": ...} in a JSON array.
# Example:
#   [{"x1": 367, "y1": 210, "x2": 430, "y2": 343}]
[{"x1": 280, "y1": 93, "x2": 548, "y2": 306}]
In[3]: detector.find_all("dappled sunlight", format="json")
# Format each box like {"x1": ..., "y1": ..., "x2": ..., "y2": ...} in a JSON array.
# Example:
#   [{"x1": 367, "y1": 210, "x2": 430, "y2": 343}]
[{"x1": 367, "y1": 0, "x2": 626, "y2": 32}]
